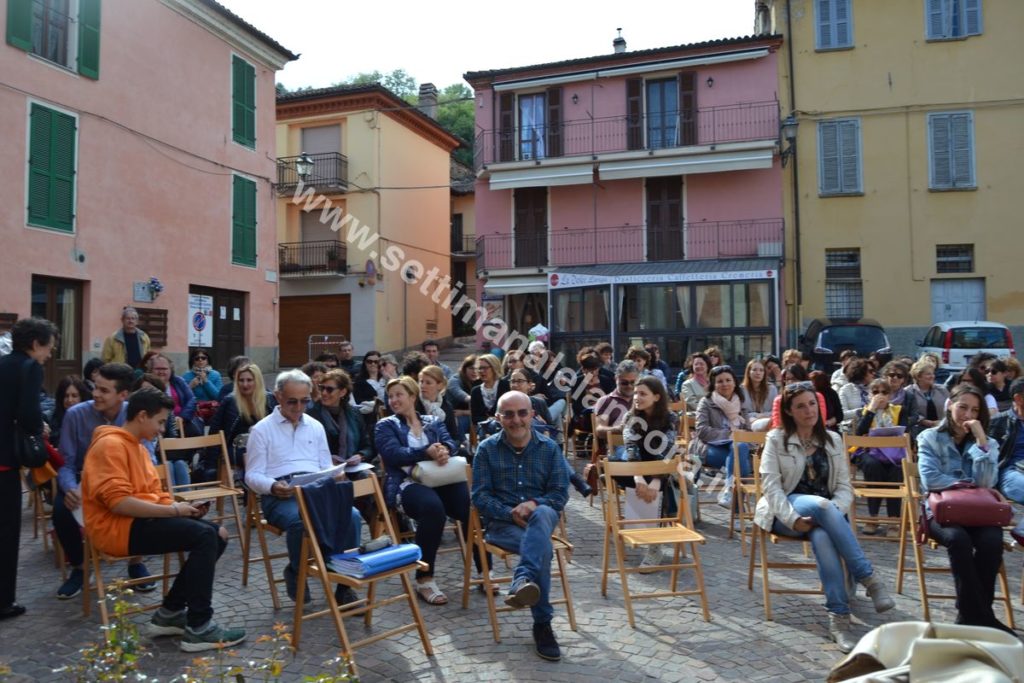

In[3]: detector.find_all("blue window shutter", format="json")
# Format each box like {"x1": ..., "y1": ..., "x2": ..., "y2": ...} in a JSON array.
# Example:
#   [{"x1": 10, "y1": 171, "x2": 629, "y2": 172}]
[
  {"x1": 950, "y1": 113, "x2": 974, "y2": 187},
  {"x1": 6, "y1": 0, "x2": 32, "y2": 51},
  {"x1": 965, "y1": 0, "x2": 982, "y2": 35},
  {"x1": 834, "y1": 0, "x2": 851, "y2": 47},
  {"x1": 78, "y1": 0, "x2": 101, "y2": 79},
  {"x1": 929, "y1": 114, "x2": 952, "y2": 188},
  {"x1": 817, "y1": 0, "x2": 833, "y2": 48},
  {"x1": 819, "y1": 121, "x2": 840, "y2": 194},
  {"x1": 839, "y1": 120, "x2": 860, "y2": 192},
  {"x1": 926, "y1": 0, "x2": 946, "y2": 38}
]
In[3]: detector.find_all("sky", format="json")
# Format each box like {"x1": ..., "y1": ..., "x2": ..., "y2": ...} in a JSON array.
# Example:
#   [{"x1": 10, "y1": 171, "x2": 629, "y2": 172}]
[{"x1": 217, "y1": 0, "x2": 754, "y2": 92}]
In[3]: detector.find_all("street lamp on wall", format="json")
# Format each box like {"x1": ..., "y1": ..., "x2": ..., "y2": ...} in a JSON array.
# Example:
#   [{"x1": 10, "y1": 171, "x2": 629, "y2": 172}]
[
  {"x1": 295, "y1": 153, "x2": 314, "y2": 180},
  {"x1": 780, "y1": 114, "x2": 798, "y2": 167}
]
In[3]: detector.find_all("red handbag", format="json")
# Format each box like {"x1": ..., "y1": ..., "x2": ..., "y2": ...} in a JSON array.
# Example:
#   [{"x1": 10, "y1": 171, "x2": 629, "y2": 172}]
[{"x1": 927, "y1": 483, "x2": 1012, "y2": 528}]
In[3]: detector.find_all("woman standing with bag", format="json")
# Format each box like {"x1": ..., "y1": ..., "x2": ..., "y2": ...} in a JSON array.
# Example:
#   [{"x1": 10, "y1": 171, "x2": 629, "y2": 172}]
[
  {"x1": 917, "y1": 384, "x2": 1011, "y2": 633},
  {"x1": 0, "y1": 317, "x2": 58, "y2": 620}
]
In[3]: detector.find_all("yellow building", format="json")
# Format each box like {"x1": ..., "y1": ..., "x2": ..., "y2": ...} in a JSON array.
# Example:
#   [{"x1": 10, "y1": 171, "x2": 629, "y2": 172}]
[
  {"x1": 275, "y1": 84, "x2": 460, "y2": 365},
  {"x1": 763, "y1": 0, "x2": 1024, "y2": 351}
]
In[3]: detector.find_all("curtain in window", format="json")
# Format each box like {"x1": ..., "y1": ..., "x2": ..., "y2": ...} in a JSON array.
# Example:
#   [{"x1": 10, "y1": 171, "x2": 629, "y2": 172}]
[
  {"x1": 58, "y1": 285, "x2": 76, "y2": 361},
  {"x1": 519, "y1": 95, "x2": 546, "y2": 160},
  {"x1": 675, "y1": 286, "x2": 690, "y2": 329}
]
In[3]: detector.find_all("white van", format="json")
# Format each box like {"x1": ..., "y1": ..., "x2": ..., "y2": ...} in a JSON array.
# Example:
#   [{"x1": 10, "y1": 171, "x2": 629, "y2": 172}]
[{"x1": 917, "y1": 321, "x2": 1015, "y2": 373}]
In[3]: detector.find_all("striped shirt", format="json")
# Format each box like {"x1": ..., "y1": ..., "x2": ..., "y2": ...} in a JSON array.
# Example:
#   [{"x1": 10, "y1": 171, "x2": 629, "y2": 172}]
[{"x1": 471, "y1": 431, "x2": 568, "y2": 524}]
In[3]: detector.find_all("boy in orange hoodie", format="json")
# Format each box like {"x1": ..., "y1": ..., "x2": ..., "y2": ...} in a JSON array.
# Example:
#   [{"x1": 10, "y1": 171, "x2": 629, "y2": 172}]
[{"x1": 81, "y1": 388, "x2": 245, "y2": 652}]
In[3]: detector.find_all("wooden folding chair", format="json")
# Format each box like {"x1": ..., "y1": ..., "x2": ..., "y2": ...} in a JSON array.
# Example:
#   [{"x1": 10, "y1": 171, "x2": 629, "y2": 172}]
[
  {"x1": 746, "y1": 452, "x2": 821, "y2": 621},
  {"x1": 843, "y1": 433, "x2": 913, "y2": 543},
  {"x1": 601, "y1": 457, "x2": 711, "y2": 627},
  {"x1": 461, "y1": 465, "x2": 577, "y2": 642},
  {"x1": 896, "y1": 457, "x2": 1015, "y2": 626},
  {"x1": 241, "y1": 488, "x2": 288, "y2": 610},
  {"x1": 291, "y1": 474, "x2": 432, "y2": 676},
  {"x1": 669, "y1": 403, "x2": 693, "y2": 452},
  {"x1": 158, "y1": 433, "x2": 245, "y2": 550},
  {"x1": 729, "y1": 430, "x2": 766, "y2": 555},
  {"x1": 81, "y1": 532, "x2": 181, "y2": 625}
]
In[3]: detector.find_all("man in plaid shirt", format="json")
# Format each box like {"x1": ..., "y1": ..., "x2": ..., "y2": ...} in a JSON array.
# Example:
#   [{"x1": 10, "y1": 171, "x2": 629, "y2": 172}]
[{"x1": 471, "y1": 390, "x2": 569, "y2": 661}]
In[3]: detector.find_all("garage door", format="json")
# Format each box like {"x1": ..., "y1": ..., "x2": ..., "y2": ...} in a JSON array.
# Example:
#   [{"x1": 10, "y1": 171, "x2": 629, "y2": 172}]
[
  {"x1": 279, "y1": 295, "x2": 351, "y2": 367},
  {"x1": 931, "y1": 278, "x2": 985, "y2": 323}
]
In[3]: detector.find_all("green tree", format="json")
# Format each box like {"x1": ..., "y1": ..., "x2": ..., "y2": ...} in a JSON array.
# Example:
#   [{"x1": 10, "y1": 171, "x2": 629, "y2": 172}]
[
  {"x1": 437, "y1": 83, "x2": 475, "y2": 166},
  {"x1": 340, "y1": 68, "x2": 417, "y2": 102}
]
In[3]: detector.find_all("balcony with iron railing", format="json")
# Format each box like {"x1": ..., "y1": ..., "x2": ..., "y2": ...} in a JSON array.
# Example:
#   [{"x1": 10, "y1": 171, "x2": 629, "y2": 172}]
[
  {"x1": 474, "y1": 101, "x2": 779, "y2": 169},
  {"x1": 278, "y1": 240, "x2": 347, "y2": 278},
  {"x1": 475, "y1": 219, "x2": 784, "y2": 272},
  {"x1": 451, "y1": 233, "x2": 477, "y2": 256},
  {"x1": 276, "y1": 152, "x2": 349, "y2": 195}
]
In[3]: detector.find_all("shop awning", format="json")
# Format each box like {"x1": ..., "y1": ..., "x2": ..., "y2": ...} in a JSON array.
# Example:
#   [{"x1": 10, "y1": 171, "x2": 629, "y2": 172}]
[
  {"x1": 483, "y1": 275, "x2": 549, "y2": 295},
  {"x1": 488, "y1": 163, "x2": 593, "y2": 191}
]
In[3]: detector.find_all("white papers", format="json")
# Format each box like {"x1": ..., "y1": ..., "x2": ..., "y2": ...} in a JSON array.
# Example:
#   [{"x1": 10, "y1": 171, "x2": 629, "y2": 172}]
[
  {"x1": 344, "y1": 462, "x2": 374, "y2": 474},
  {"x1": 72, "y1": 505, "x2": 84, "y2": 527},
  {"x1": 624, "y1": 487, "x2": 662, "y2": 527},
  {"x1": 290, "y1": 464, "x2": 346, "y2": 487}
]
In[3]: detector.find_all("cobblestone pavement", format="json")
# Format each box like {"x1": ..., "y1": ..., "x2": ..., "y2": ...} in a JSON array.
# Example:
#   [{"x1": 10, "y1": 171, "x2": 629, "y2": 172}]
[{"x1": 5, "y1": 456, "x2": 1006, "y2": 683}]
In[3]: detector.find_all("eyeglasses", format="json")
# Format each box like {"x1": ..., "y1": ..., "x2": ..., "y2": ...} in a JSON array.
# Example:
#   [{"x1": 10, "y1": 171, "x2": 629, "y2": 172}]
[
  {"x1": 474, "y1": 366, "x2": 492, "y2": 372},
  {"x1": 509, "y1": 378, "x2": 529, "y2": 385},
  {"x1": 364, "y1": 359, "x2": 379, "y2": 365},
  {"x1": 986, "y1": 369, "x2": 1001, "y2": 375},
  {"x1": 284, "y1": 397, "x2": 312, "y2": 407},
  {"x1": 617, "y1": 379, "x2": 636, "y2": 387},
  {"x1": 194, "y1": 355, "x2": 208, "y2": 361},
  {"x1": 784, "y1": 381, "x2": 814, "y2": 393},
  {"x1": 319, "y1": 385, "x2": 340, "y2": 394},
  {"x1": 886, "y1": 373, "x2": 905, "y2": 379},
  {"x1": 711, "y1": 365, "x2": 733, "y2": 374},
  {"x1": 871, "y1": 390, "x2": 891, "y2": 396},
  {"x1": 499, "y1": 408, "x2": 531, "y2": 420}
]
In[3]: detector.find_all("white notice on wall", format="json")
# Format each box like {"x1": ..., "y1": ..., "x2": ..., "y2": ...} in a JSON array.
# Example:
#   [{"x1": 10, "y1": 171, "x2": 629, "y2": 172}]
[
  {"x1": 233, "y1": 307, "x2": 241, "y2": 321},
  {"x1": 219, "y1": 306, "x2": 227, "y2": 319}
]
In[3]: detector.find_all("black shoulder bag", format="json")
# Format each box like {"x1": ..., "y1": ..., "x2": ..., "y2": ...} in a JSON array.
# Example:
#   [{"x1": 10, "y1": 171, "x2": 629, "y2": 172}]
[{"x1": 14, "y1": 360, "x2": 48, "y2": 468}]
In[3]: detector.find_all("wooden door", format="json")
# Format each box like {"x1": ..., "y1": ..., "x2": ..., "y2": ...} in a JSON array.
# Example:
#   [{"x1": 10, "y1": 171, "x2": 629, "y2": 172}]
[
  {"x1": 30, "y1": 276, "x2": 82, "y2": 394},
  {"x1": 514, "y1": 187, "x2": 547, "y2": 267},
  {"x1": 279, "y1": 295, "x2": 351, "y2": 367},
  {"x1": 646, "y1": 177, "x2": 684, "y2": 261},
  {"x1": 189, "y1": 286, "x2": 246, "y2": 372}
]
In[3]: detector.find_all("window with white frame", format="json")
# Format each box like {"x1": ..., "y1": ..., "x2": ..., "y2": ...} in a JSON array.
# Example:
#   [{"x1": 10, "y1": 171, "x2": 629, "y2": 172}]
[
  {"x1": 928, "y1": 111, "x2": 975, "y2": 190},
  {"x1": 825, "y1": 249, "x2": 863, "y2": 319},
  {"x1": 818, "y1": 119, "x2": 862, "y2": 196},
  {"x1": 926, "y1": 0, "x2": 982, "y2": 40},
  {"x1": 816, "y1": 0, "x2": 853, "y2": 49}
]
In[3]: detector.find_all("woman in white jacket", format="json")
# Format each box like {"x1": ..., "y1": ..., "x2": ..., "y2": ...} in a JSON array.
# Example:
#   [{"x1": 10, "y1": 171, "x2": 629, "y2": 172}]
[{"x1": 755, "y1": 383, "x2": 894, "y2": 652}]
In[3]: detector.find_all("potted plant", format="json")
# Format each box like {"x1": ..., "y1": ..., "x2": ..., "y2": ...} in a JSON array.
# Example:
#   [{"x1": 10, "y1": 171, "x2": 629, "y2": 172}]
[{"x1": 325, "y1": 246, "x2": 340, "y2": 271}]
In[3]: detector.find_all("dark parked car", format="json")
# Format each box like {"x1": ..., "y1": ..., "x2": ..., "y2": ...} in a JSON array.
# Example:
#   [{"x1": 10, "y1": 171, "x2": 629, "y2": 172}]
[{"x1": 799, "y1": 318, "x2": 892, "y2": 371}]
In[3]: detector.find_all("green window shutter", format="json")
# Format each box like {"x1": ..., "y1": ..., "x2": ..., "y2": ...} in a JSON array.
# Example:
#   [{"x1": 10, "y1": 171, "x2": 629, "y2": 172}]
[
  {"x1": 78, "y1": 0, "x2": 101, "y2": 79},
  {"x1": 232, "y1": 55, "x2": 256, "y2": 148},
  {"x1": 6, "y1": 0, "x2": 32, "y2": 52},
  {"x1": 28, "y1": 104, "x2": 76, "y2": 231},
  {"x1": 232, "y1": 175, "x2": 257, "y2": 266}
]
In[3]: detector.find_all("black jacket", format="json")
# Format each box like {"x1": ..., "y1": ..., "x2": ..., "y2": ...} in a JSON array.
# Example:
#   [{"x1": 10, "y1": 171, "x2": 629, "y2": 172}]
[
  {"x1": 470, "y1": 379, "x2": 510, "y2": 425},
  {"x1": 306, "y1": 400, "x2": 375, "y2": 463},
  {"x1": 990, "y1": 409, "x2": 1022, "y2": 470},
  {"x1": 0, "y1": 351, "x2": 44, "y2": 468}
]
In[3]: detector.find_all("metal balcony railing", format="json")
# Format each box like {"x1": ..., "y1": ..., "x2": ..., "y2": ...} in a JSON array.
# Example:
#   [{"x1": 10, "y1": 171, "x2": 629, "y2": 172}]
[
  {"x1": 276, "y1": 152, "x2": 349, "y2": 195},
  {"x1": 450, "y1": 234, "x2": 477, "y2": 254},
  {"x1": 474, "y1": 100, "x2": 779, "y2": 169},
  {"x1": 475, "y1": 219, "x2": 784, "y2": 271},
  {"x1": 278, "y1": 240, "x2": 347, "y2": 278}
]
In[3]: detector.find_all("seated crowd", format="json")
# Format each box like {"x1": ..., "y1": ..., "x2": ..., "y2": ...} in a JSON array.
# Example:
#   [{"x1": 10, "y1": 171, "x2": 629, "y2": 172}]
[{"x1": 3, "y1": 312, "x2": 1024, "y2": 662}]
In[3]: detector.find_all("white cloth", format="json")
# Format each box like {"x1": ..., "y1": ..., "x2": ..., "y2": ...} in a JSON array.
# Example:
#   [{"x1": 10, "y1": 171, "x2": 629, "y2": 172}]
[{"x1": 244, "y1": 407, "x2": 332, "y2": 495}]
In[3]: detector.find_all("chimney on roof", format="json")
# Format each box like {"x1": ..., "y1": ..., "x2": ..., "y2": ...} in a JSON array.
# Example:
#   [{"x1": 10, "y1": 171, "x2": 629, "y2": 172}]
[
  {"x1": 613, "y1": 28, "x2": 626, "y2": 54},
  {"x1": 418, "y1": 83, "x2": 439, "y2": 119}
]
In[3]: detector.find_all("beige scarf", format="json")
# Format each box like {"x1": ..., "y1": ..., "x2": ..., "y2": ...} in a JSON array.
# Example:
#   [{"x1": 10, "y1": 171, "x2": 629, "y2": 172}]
[{"x1": 712, "y1": 391, "x2": 744, "y2": 428}]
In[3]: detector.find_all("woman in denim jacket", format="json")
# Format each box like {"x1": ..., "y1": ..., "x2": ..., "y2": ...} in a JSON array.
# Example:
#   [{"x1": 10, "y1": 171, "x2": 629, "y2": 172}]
[
  {"x1": 917, "y1": 384, "x2": 1009, "y2": 632},
  {"x1": 375, "y1": 376, "x2": 470, "y2": 606}
]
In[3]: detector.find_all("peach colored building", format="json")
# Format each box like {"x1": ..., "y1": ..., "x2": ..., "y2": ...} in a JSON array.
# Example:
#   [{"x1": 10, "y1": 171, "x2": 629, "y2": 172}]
[
  {"x1": 0, "y1": 0, "x2": 294, "y2": 389},
  {"x1": 274, "y1": 85, "x2": 459, "y2": 366},
  {"x1": 465, "y1": 34, "x2": 786, "y2": 370}
]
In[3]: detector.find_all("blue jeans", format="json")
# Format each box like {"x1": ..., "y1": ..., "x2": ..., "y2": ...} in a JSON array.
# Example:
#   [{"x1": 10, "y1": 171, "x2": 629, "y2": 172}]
[
  {"x1": 261, "y1": 495, "x2": 362, "y2": 574},
  {"x1": 999, "y1": 468, "x2": 1024, "y2": 505},
  {"x1": 484, "y1": 505, "x2": 559, "y2": 624},
  {"x1": 771, "y1": 493, "x2": 874, "y2": 615},
  {"x1": 704, "y1": 442, "x2": 751, "y2": 479},
  {"x1": 168, "y1": 460, "x2": 191, "y2": 489}
]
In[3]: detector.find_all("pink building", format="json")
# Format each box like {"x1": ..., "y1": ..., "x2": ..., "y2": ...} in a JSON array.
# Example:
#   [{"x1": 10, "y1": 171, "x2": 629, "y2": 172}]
[
  {"x1": 0, "y1": 0, "x2": 295, "y2": 389},
  {"x1": 465, "y1": 33, "x2": 786, "y2": 369}
]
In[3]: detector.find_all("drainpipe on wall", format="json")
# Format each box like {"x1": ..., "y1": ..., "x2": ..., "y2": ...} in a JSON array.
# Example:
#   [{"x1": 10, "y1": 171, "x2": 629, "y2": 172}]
[{"x1": 785, "y1": 0, "x2": 803, "y2": 347}]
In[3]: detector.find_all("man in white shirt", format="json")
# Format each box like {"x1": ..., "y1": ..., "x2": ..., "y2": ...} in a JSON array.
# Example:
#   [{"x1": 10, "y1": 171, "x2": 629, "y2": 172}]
[{"x1": 245, "y1": 369, "x2": 362, "y2": 605}]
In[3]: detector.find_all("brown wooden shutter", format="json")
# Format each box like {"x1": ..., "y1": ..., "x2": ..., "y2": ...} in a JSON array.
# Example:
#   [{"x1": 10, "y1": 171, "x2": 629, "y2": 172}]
[
  {"x1": 626, "y1": 78, "x2": 643, "y2": 150},
  {"x1": 679, "y1": 71, "x2": 697, "y2": 146},
  {"x1": 498, "y1": 93, "x2": 514, "y2": 162},
  {"x1": 546, "y1": 87, "x2": 562, "y2": 158},
  {"x1": 135, "y1": 308, "x2": 168, "y2": 348}
]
